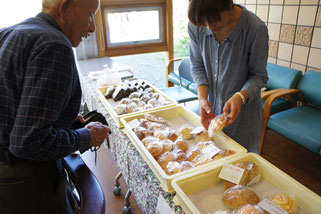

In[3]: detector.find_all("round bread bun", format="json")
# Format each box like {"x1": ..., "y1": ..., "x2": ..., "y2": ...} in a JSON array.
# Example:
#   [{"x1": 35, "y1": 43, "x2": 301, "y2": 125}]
[
  {"x1": 141, "y1": 136, "x2": 159, "y2": 147},
  {"x1": 222, "y1": 185, "x2": 259, "y2": 210},
  {"x1": 175, "y1": 138, "x2": 189, "y2": 152},
  {"x1": 195, "y1": 131, "x2": 212, "y2": 143},
  {"x1": 192, "y1": 155, "x2": 211, "y2": 167},
  {"x1": 179, "y1": 125, "x2": 193, "y2": 140},
  {"x1": 186, "y1": 146, "x2": 202, "y2": 162},
  {"x1": 236, "y1": 204, "x2": 264, "y2": 214},
  {"x1": 154, "y1": 129, "x2": 169, "y2": 141},
  {"x1": 165, "y1": 161, "x2": 182, "y2": 175},
  {"x1": 157, "y1": 152, "x2": 174, "y2": 169},
  {"x1": 168, "y1": 130, "x2": 178, "y2": 142},
  {"x1": 208, "y1": 114, "x2": 227, "y2": 136},
  {"x1": 271, "y1": 192, "x2": 297, "y2": 214},
  {"x1": 147, "y1": 141, "x2": 163, "y2": 158},
  {"x1": 180, "y1": 161, "x2": 194, "y2": 172},
  {"x1": 134, "y1": 126, "x2": 147, "y2": 140},
  {"x1": 213, "y1": 149, "x2": 235, "y2": 160},
  {"x1": 196, "y1": 141, "x2": 214, "y2": 149},
  {"x1": 162, "y1": 139, "x2": 173, "y2": 153}
]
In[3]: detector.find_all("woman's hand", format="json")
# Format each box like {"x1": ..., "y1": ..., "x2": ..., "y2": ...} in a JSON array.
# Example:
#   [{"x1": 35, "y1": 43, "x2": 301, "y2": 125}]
[
  {"x1": 199, "y1": 99, "x2": 216, "y2": 129},
  {"x1": 223, "y1": 94, "x2": 243, "y2": 126}
]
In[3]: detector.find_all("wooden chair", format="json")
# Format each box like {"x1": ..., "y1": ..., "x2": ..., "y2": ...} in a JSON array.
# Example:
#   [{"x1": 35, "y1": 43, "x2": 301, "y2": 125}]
[{"x1": 63, "y1": 153, "x2": 105, "y2": 214}]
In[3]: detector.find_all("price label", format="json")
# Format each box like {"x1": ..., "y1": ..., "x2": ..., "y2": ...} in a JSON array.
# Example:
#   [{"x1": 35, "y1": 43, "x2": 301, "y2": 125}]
[
  {"x1": 190, "y1": 126, "x2": 205, "y2": 135},
  {"x1": 202, "y1": 144, "x2": 221, "y2": 158},
  {"x1": 258, "y1": 199, "x2": 288, "y2": 214},
  {"x1": 218, "y1": 164, "x2": 245, "y2": 184},
  {"x1": 156, "y1": 194, "x2": 174, "y2": 214},
  {"x1": 128, "y1": 118, "x2": 140, "y2": 129}
]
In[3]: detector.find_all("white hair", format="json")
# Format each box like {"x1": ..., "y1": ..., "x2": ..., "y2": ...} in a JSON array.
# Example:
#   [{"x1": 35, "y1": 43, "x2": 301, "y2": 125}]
[{"x1": 42, "y1": 0, "x2": 61, "y2": 7}]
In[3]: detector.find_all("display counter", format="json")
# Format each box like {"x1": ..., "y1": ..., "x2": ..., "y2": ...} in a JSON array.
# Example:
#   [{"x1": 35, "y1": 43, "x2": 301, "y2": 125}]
[{"x1": 77, "y1": 58, "x2": 184, "y2": 213}]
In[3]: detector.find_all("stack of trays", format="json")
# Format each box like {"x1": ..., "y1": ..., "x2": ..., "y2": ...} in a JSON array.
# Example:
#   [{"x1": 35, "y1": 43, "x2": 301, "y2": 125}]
[
  {"x1": 171, "y1": 153, "x2": 321, "y2": 214},
  {"x1": 97, "y1": 80, "x2": 177, "y2": 128},
  {"x1": 121, "y1": 105, "x2": 247, "y2": 193}
]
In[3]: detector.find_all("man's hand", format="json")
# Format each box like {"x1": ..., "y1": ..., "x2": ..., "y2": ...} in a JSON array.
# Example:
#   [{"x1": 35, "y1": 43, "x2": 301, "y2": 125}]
[
  {"x1": 76, "y1": 114, "x2": 85, "y2": 123},
  {"x1": 85, "y1": 122, "x2": 110, "y2": 147},
  {"x1": 223, "y1": 94, "x2": 243, "y2": 126},
  {"x1": 199, "y1": 99, "x2": 216, "y2": 130}
]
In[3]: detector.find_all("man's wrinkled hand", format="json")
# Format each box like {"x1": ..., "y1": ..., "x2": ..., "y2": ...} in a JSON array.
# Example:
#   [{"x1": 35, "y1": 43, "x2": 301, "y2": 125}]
[{"x1": 86, "y1": 122, "x2": 110, "y2": 147}]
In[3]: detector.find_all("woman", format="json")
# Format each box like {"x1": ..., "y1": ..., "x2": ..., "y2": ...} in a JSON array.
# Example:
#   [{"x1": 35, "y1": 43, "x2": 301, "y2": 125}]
[{"x1": 188, "y1": 0, "x2": 269, "y2": 153}]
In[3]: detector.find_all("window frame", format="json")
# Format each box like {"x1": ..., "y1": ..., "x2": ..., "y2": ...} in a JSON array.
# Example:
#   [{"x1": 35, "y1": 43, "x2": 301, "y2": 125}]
[{"x1": 95, "y1": 0, "x2": 171, "y2": 57}]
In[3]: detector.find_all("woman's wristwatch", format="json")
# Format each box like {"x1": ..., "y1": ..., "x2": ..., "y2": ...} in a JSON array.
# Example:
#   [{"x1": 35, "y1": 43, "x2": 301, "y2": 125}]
[{"x1": 235, "y1": 92, "x2": 247, "y2": 104}]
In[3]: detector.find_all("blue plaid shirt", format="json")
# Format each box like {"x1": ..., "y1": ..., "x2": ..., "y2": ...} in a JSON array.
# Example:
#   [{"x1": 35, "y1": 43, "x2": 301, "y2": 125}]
[{"x1": 0, "y1": 13, "x2": 90, "y2": 160}]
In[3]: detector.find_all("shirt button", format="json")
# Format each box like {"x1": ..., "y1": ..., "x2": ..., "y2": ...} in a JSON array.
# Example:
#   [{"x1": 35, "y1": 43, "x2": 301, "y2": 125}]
[
  {"x1": 215, "y1": 60, "x2": 218, "y2": 63},
  {"x1": 217, "y1": 44, "x2": 219, "y2": 47}
]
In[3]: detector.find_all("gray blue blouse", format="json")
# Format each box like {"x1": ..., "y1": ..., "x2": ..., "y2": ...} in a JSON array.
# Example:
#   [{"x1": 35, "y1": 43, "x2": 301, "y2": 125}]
[{"x1": 188, "y1": 5, "x2": 269, "y2": 153}]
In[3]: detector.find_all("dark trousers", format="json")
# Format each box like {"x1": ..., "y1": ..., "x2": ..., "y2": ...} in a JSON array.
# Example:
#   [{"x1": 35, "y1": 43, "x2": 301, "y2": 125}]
[{"x1": 0, "y1": 159, "x2": 76, "y2": 214}]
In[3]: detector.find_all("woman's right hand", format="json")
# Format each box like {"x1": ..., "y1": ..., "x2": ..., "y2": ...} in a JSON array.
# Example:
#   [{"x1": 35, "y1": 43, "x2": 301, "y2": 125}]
[{"x1": 199, "y1": 99, "x2": 215, "y2": 130}]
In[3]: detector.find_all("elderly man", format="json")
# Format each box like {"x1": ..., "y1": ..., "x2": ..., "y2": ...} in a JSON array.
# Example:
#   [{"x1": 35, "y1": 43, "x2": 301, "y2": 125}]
[{"x1": 0, "y1": 0, "x2": 108, "y2": 213}]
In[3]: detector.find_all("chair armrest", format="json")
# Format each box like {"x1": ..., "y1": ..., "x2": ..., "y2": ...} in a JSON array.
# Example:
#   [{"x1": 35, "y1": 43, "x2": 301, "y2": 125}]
[
  {"x1": 63, "y1": 153, "x2": 105, "y2": 214},
  {"x1": 261, "y1": 88, "x2": 285, "y2": 100},
  {"x1": 166, "y1": 57, "x2": 185, "y2": 87},
  {"x1": 262, "y1": 89, "x2": 304, "y2": 125}
]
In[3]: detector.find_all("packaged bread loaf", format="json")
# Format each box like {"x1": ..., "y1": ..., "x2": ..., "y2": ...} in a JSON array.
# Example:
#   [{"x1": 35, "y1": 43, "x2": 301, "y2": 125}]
[
  {"x1": 224, "y1": 162, "x2": 261, "y2": 190},
  {"x1": 222, "y1": 185, "x2": 260, "y2": 210}
]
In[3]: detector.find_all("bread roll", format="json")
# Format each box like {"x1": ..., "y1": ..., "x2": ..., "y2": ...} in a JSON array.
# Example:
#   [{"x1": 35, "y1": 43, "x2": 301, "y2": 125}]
[
  {"x1": 162, "y1": 139, "x2": 173, "y2": 153},
  {"x1": 134, "y1": 126, "x2": 147, "y2": 140},
  {"x1": 208, "y1": 114, "x2": 227, "y2": 136},
  {"x1": 186, "y1": 146, "x2": 202, "y2": 162},
  {"x1": 180, "y1": 161, "x2": 194, "y2": 172},
  {"x1": 141, "y1": 136, "x2": 159, "y2": 147},
  {"x1": 195, "y1": 131, "x2": 212, "y2": 142},
  {"x1": 222, "y1": 185, "x2": 259, "y2": 210},
  {"x1": 157, "y1": 152, "x2": 174, "y2": 169},
  {"x1": 175, "y1": 138, "x2": 189, "y2": 152},
  {"x1": 213, "y1": 149, "x2": 235, "y2": 160},
  {"x1": 271, "y1": 192, "x2": 297, "y2": 214},
  {"x1": 236, "y1": 204, "x2": 264, "y2": 214},
  {"x1": 196, "y1": 141, "x2": 215, "y2": 149},
  {"x1": 165, "y1": 161, "x2": 182, "y2": 175},
  {"x1": 147, "y1": 141, "x2": 163, "y2": 158},
  {"x1": 167, "y1": 130, "x2": 178, "y2": 142},
  {"x1": 172, "y1": 148, "x2": 186, "y2": 163},
  {"x1": 179, "y1": 125, "x2": 193, "y2": 140},
  {"x1": 192, "y1": 155, "x2": 211, "y2": 167}
]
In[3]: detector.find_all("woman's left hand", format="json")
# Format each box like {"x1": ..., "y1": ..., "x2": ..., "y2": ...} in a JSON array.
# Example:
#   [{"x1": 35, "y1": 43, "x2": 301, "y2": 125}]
[{"x1": 223, "y1": 94, "x2": 243, "y2": 126}]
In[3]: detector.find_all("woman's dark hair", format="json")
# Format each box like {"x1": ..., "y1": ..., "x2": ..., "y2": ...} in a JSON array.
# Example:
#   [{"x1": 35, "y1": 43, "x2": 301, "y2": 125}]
[{"x1": 188, "y1": 0, "x2": 233, "y2": 27}]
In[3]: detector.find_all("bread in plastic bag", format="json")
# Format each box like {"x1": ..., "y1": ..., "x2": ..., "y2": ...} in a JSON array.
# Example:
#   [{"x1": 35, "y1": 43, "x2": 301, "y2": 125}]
[
  {"x1": 222, "y1": 185, "x2": 260, "y2": 210},
  {"x1": 208, "y1": 114, "x2": 227, "y2": 136},
  {"x1": 270, "y1": 191, "x2": 297, "y2": 214},
  {"x1": 234, "y1": 204, "x2": 264, "y2": 214}
]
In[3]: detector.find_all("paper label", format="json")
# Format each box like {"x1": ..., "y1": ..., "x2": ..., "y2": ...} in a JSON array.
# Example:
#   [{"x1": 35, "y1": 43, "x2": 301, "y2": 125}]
[
  {"x1": 202, "y1": 144, "x2": 221, "y2": 158},
  {"x1": 156, "y1": 194, "x2": 174, "y2": 214},
  {"x1": 258, "y1": 199, "x2": 288, "y2": 214},
  {"x1": 190, "y1": 126, "x2": 205, "y2": 135},
  {"x1": 218, "y1": 164, "x2": 245, "y2": 184},
  {"x1": 158, "y1": 95, "x2": 167, "y2": 104},
  {"x1": 128, "y1": 118, "x2": 140, "y2": 130}
]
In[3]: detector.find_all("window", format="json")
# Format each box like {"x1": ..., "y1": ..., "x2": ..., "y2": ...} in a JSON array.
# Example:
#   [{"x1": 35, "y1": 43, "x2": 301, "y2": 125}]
[
  {"x1": 95, "y1": 0, "x2": 172, "y2": 57},
  {"x1": 105, "y1": 7, "x2": 163, "y2": 47}
]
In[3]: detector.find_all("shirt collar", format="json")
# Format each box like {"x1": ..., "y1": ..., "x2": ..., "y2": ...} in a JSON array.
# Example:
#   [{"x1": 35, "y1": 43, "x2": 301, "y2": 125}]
[
  {"x1": 205, "y1": 4, "x2": 246, "y2": 43},
  {"x1": 36, "y1": 12, "x2": 63, "y2": 33}
]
